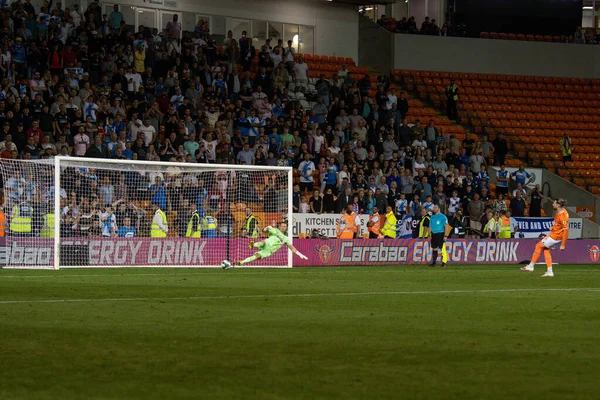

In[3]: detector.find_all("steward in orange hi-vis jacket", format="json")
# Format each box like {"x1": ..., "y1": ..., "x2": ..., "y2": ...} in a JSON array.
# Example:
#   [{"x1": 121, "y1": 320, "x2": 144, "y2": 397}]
[{"x1": 337, "y1": 206, "x2": 357, "y2": 239}]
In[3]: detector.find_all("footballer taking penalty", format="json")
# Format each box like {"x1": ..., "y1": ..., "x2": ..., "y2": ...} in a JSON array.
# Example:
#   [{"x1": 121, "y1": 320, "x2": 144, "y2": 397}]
[
  {"x1": 520, "y1": 198, "x2": 569, "y2": 277},
  {"x1": 223, "y1": 222, "x2": 308, "y2": 269}
]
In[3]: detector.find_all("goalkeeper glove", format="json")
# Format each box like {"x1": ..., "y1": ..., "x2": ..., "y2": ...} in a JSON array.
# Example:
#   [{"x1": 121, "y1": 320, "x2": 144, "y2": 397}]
[{"x1": 296, "y1": 251, "x2": 308, "y2": 260}]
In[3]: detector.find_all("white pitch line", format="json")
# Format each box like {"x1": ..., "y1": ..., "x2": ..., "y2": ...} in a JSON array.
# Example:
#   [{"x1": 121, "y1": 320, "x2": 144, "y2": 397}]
[
  {"x1": 0, "y1": 268, "x2": 599, "y2": 279},
  {"x1": 1, "y1": 287, "x2": 600, "y2": 305}
]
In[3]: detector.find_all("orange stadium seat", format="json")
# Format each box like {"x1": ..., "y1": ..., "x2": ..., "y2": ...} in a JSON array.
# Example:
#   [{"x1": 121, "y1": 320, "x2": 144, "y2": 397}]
[{"x1": 403, "y1": 64, "x2": 600, "y2": 192}]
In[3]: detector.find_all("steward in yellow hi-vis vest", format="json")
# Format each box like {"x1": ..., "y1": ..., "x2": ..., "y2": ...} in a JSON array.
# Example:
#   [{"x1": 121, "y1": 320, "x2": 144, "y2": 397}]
[
  {"x1": 381, "y1": 205, "x2": 397, "y2": 239},
  {"x1": 10, "y1": 201, "x2": 33, "y2": 235},
  {"x1": 498, "y1": 212, "x2": 511, "y2": 239},
  {"x1": 202, "y1": 209, "x2": 217, "y2": 238},
  {"x1": 150, "y1": 202, "x2": 168, "y2": 238},
  {"x1": 244, "y1": 207, "x2": 259, "y2": 238},
  {"x1": 186, "y1": 203, "x2": 202, "y2": 238}
]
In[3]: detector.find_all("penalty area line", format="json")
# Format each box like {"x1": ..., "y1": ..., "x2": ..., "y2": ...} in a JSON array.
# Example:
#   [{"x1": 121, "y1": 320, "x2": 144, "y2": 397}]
[{"x1": 1, "y1": 287, "x2": 600, "y2": 305}]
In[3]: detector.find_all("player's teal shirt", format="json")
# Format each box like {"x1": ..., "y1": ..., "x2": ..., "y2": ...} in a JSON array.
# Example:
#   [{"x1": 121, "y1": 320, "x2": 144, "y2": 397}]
[
  {"x1": 430, "y1": 213, "x2": 448, "y2": 234},
  {"x1": 263, "y1": 227, "x2": 291, "y2": 252}
]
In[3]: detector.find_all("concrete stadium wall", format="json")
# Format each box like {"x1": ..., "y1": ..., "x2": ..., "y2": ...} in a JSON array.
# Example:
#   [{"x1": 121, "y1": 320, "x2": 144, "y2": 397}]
[
  {"x1": 315, "y1": 3, "x2": 359, "y2": 61},
  {"x1": 393, "y1": 34, "x2": 600, "y2": 78},
  {"x1": 358, "y1": 15, "x2": 393, "y2": 74}
]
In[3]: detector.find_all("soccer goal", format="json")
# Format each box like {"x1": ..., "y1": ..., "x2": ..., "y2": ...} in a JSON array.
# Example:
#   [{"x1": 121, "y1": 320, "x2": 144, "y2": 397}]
[{"x1": 0, "y1": 157, "x2": 293, "y2": 269}]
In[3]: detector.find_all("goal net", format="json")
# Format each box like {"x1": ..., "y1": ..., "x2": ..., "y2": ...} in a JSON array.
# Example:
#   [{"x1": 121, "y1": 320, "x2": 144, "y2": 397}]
[{"x1": 0, "y1": 157, "x2": 293, "y2": 269}]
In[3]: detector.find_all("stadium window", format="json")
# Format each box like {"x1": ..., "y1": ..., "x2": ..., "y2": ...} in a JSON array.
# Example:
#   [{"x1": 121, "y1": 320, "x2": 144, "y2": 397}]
[
  {"x1": 299, "y1": 25, "x2": 314, "y2": 54},
  {"x1": 583, "y1": 1, "x2": 595, "y2": 28},
  {"x1": 180, "y1": 12, "x2": 197, "y2": 35},
  {"x1": 229, "y1": 18, "x2": 250, "y2": 40},
  {"x1": 268, "y1": 22, "x2": 283, "y2": 43},
  {"x1": 136, "y1": 8, "x2": 158, "y2": 33},
  {"x1": 122, "y1": 6, "x2": 136, "y2": 33},
  {"x1": 283, "y1": 24, "x2": 300, "y2": 51},
  {"x1": 253, "y1": 20, "x2": 268, "y2": 44}
]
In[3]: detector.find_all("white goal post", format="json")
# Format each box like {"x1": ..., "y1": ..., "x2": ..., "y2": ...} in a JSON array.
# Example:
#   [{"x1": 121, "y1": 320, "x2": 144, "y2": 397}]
[{"x1": 0, "y1": 157, "x2": 293, "y2": 269}]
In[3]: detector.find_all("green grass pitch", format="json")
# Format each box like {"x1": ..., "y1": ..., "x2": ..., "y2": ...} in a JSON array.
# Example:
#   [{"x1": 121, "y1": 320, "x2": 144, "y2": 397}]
[{"x1": 1, "y1": 265, "x2": 599, "y2": 400}]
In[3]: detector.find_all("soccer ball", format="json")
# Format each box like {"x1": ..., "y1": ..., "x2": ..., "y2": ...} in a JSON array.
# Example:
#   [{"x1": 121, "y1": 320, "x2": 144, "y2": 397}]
[{"x1": 221, "y1": 260, "x2": 232, "y2": 269}]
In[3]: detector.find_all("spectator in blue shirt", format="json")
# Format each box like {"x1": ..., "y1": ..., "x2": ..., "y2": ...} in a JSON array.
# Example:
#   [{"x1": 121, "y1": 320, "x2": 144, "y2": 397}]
[
  {"x1": 511, "y1": 164, "x2": 533, "y2": 187},
  {"x1": 475, "y1": 165, "x2": 490, "y2": 191},
  {"x1": 495, "y1": 164, "x2": 509, "y2": 197},
  {"x1": 415, "y1": 176, "x2": 432, "y2": 202},
  {"x1": 12, "y1": 37, "x2": 27, "y2": 76},
  {"x1": 324, "y1": 158, "x2": 338, "y2": 191},
  {"x1": 196, "y1": 179, "x2": 208, "y2": 215},
  {"x1": 273, "y1": 99, "x2": 285, "y2": 118},
  {"x1": 117, "y1": 217, "x2": 137, "y2": 237},
  {"x1": 149, "y1": 176, "x2": 167, "y2": 210},
  {"x1": 237, "y1": 109, "x2": 250, "y2": 139},
  {"x1": 122, "y1": 142, "x2": 134, "y2": 159},
  {"x1": 109, "y1": 5, "x2": 124, "y2": 30},
  {"x1": 113, "y1": 115, "x2": 126, "y2": 135},
  {"x1": 459, "y1": 147, "x2": 470, "y2": 171},
  {"x1": 268, "y1": 127, "x2": 282, "y2": 148}
]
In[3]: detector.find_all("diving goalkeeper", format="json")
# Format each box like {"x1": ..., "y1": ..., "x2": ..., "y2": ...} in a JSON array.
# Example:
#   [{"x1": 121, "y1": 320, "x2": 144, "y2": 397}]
[{"x1": 226, "y1": 222, "x2": 308, "y2": 268}]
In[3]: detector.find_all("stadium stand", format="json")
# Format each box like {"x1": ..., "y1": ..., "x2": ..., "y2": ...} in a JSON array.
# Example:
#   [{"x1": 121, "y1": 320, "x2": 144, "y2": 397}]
[
  {"x1": 393, "y1": 69, "x2": 600, "y2": 195},
  {"x1": 479, "y1": 32, "x2": 566, "y2": 43},
  {"x1": 0, "y1": 0, "x2": 543, "y2": 241},
  {"x1": 479, "y1": 28, "x2": 599, "y2": 44}
]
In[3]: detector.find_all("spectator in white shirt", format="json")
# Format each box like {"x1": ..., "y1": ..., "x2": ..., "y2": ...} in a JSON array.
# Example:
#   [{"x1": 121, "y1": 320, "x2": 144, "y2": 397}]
[
  {"x1": 73, "y1": 127, "x2": 90, "y2": 156},
  {"x1": 124, "y1": 66, "x2": 142, "y2": 94},
  {"x1": 202, "y1": 133, "x2": 218, "y2": 162},
  {"x1": 236, "y1": 143, "x2": 255, "y2": 165},
  {"x1": 512, "y1": 183, "x2": 527, "y2": 199},
  {"x1": 284, "y1": 40, "x2": 295, "y2": 71},
  {"x1": 293, "y1": 56, "x2": 309, "y2": 89},
  {"x1": 469, "y1": 150, "x2": 485, "y2": 174},
  {"x1": 298, "y1": 153, "x2": 316, "y2": 191},
  {"x1": 413, "y1": 155, "x2": 426, "y2": 176},
  {"x1": 100, "y1": 206, "x2": 117, "y2": 237},
  {"x1": 0, "y1": 134, "x2": 17, "y2": 153},
  {"x1": 386, "y1": 88, "x2": 398, "y2": 110},
  {"x1": 411, "y1": 134, "x2": 428, "y2": 150},
  {"x1": 70, "y1": 4, "x2": 83, "y2": 26},
  {"x1": 139, "y1": 118, "x2": 157, "y2": 147},
  {"x1": 312, "y1": 129, "x2": 326, "y2": 154},
  {"x1": 247, "y1": 109, "x2": 260, "y2": 142}
]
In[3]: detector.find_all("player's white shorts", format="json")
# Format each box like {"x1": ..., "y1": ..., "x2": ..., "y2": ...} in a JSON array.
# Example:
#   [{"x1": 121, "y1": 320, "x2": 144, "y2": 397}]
[{"x1": 541, "y1": 236, "x2": 561, "y2": 249}]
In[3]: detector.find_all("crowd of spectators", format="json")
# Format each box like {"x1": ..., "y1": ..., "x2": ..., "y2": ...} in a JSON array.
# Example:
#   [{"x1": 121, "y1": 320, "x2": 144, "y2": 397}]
[
  {"x1": 374, "y1": 14, "x2": 468, "y2": 37},
  {"x1": 291, "y1": 123, "x2": 542, "y2": 237},
  {"x1": 572, "y1": 27, "x2": 600, "y2": 44},
  {"x1": 0, "y1": 0, "x2": 544, "y2": 239},
  {"x1": 369, "y1": 11, "x2": 596, "y2": 45}
]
